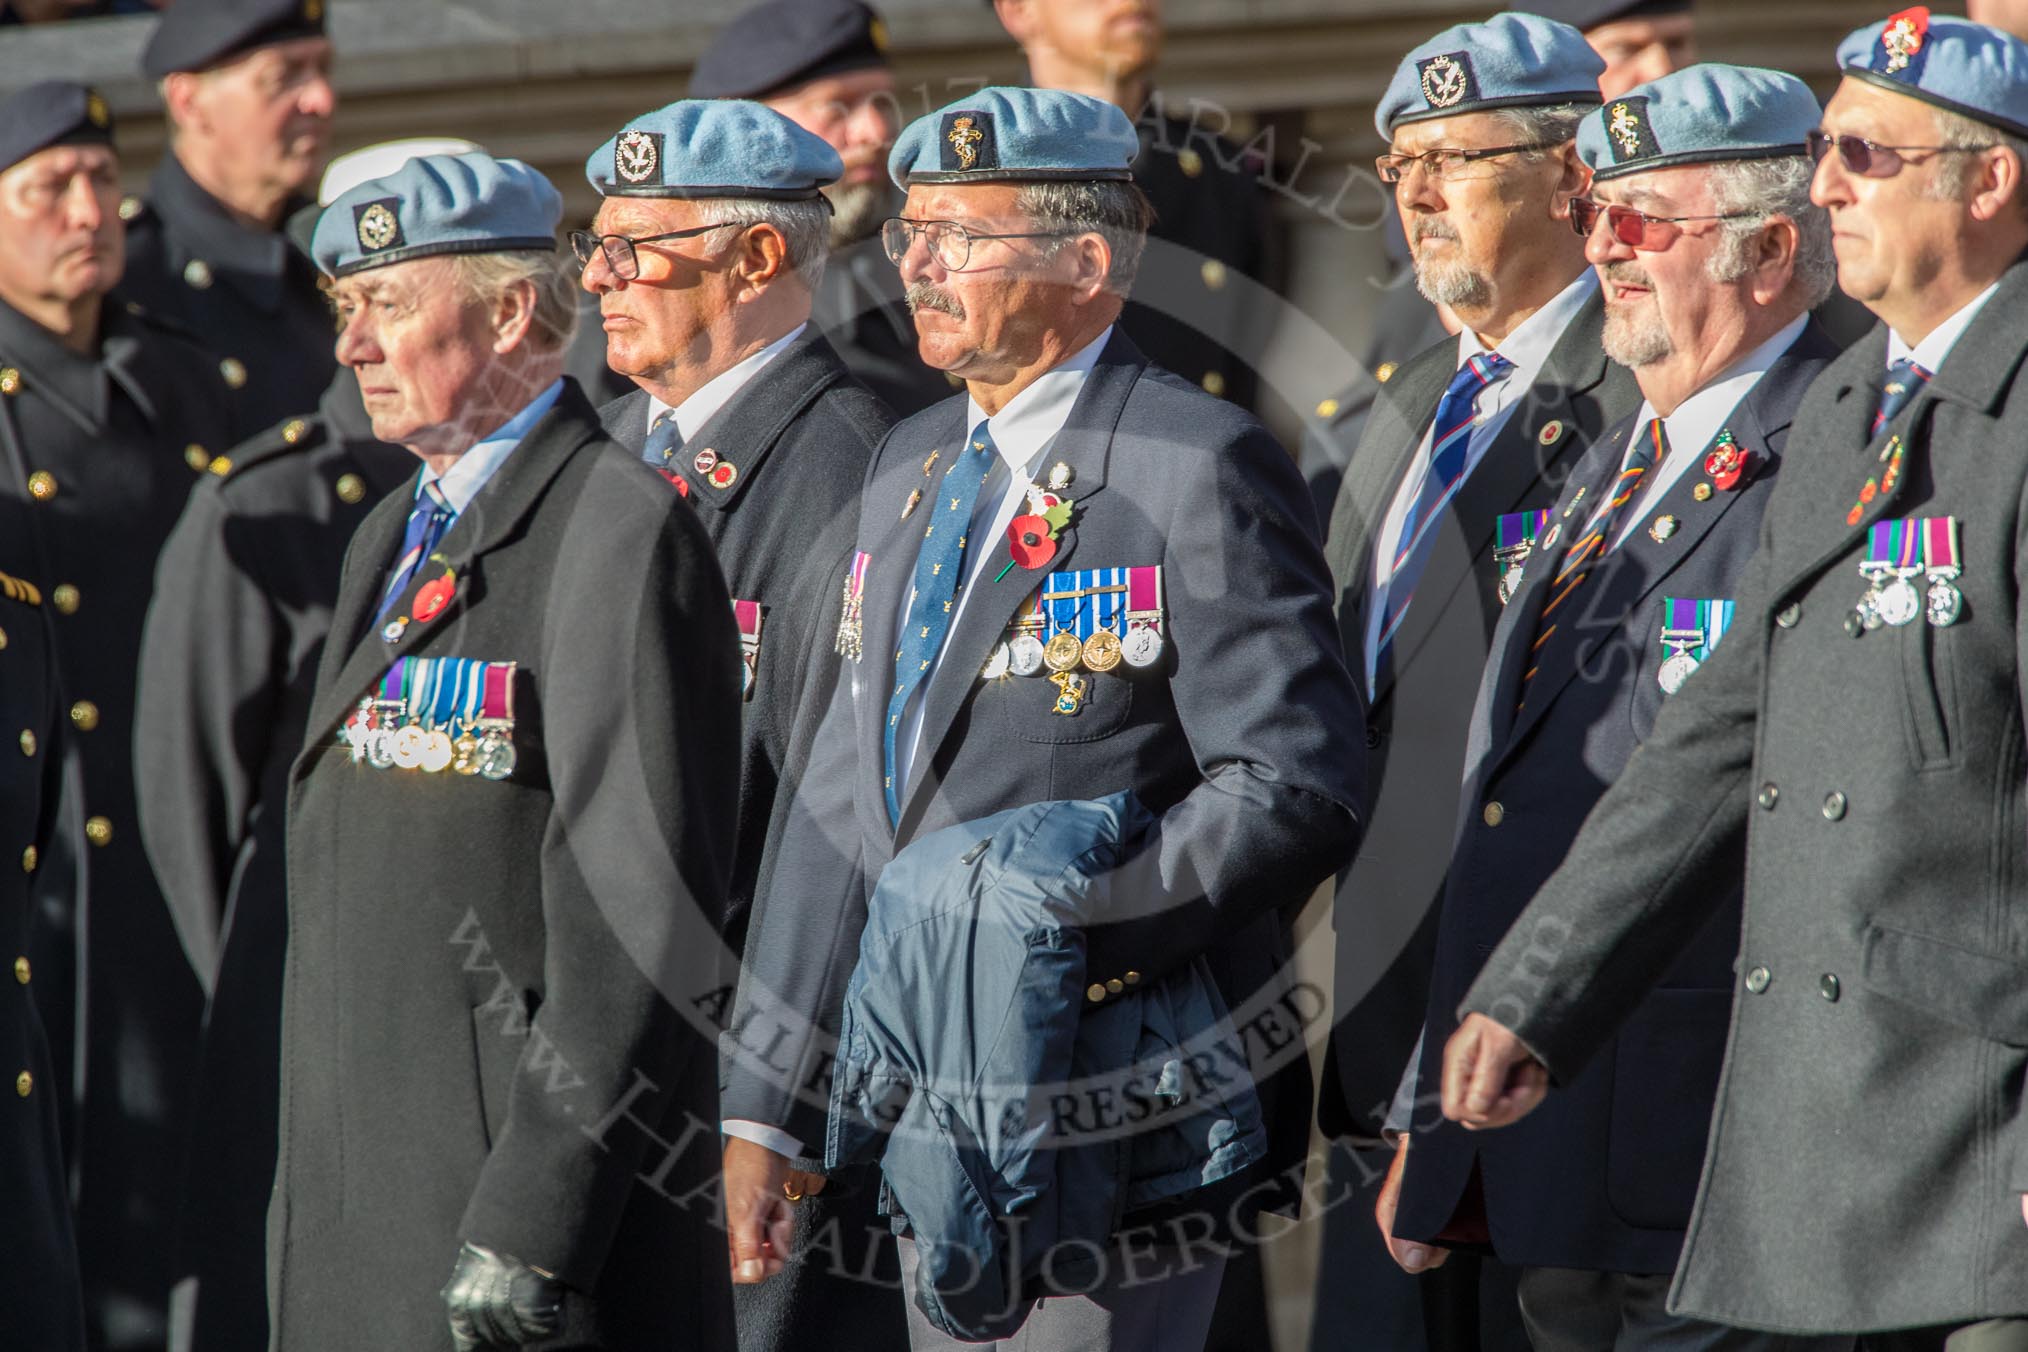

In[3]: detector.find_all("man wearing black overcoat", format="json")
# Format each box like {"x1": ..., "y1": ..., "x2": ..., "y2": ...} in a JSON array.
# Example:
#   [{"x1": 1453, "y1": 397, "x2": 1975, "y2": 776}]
[{"x1": 272, "y1": 150, "x2": 741, "y2": 1351}]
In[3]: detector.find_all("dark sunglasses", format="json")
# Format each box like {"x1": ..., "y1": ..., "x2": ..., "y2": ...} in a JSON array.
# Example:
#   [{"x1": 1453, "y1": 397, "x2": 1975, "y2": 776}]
[
  {"x1": 1569, "y1": 195, "x2": 1755, "y2": 250},
  {"x1": 1804, "y1": 129, "x2": 1996, "y2": 178}
]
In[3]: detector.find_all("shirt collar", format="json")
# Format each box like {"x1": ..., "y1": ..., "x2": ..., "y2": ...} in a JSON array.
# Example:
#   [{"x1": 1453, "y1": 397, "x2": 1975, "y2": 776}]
[
  {"x1": 1634, "y1": 314, "x2": 1809, "y2": 459},
  {"x1": 964, "y1": 324, "x2": 1114, "y2": 475},
  {"x1": 1458, "y1": 270, "x2": 1596, "y2": 383},
  {"x1": 647, "y1": 322, "x2": 807, "y2": 441},
  {"x1": 419, "y1": 378, "x2": 565, "y2": 515},
  {"x1": 1889, "y1": 281, "x2": 2001, "y2": 372}
]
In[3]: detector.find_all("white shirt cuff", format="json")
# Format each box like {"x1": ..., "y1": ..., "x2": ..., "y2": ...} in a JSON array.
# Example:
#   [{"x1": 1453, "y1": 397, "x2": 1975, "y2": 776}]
[{"x1": 722, "y1": 1118, "x2": 807, "y2": 1160}]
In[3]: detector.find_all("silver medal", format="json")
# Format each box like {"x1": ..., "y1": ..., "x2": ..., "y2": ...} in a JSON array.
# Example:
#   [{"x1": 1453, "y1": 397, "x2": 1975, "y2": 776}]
[
  {"x1": 981, "y1": 642, "x2": 1012, "y2": 680},
  {"x1": 1658, "y1": 650, "x2": 1701, "y2": 695},
  {"x1": 1926, "y1": 574, "x2": 1963, "y2": 627},
  {"x1": 1008, "y1": 633, "x2": 1047, "y2": 677},
  {"x1": 1876, "y1": 573, "x2": 1922, "y2": 627},
  {"x1": 1122, "y1": 624, "x2": 1164, "y2": 669},
  {"x1": 478, "y1": 731, "x2": 517, "y2": 781}
]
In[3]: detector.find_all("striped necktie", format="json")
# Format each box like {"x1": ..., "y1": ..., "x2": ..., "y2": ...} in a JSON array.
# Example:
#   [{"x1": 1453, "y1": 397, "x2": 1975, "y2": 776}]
[
  {"x1": 1873, "y1": 359, "x2": 1931, "y2": 435},
  {"x1": 883, "y1": 425, "x2": 999, "y2": 824},
  {"x1": 376, "y1": 480, "x2": 454, "y2": 623},
  {"x1": 1371, "y1": 351, "x2": 1514, "y2": 687},
  {"x1": 1520, "y1": 417, "x2": 1664, "y2": 703}
]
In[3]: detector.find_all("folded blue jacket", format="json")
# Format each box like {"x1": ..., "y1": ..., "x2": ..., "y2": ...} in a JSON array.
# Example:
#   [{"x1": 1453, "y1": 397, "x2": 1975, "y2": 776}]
[{"x1": 826, "y1": 793, "x2": 1266, "y2": 1341}]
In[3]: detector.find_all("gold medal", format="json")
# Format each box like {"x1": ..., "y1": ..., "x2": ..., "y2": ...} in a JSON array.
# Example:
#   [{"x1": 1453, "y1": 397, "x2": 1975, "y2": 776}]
[
  {"x1": 1082, "y1": 630, "x2": 1122, "y2": 672},
  {"x1": 452, "y1": 731, "x2": 482, "y2": 775},
  {"x1": 1044, "y1": 631, "x2": 1084, "y2": 673}
]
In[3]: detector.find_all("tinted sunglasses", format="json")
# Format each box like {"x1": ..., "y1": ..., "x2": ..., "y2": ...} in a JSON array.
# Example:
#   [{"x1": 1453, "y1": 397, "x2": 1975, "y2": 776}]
[
  {"x1": 1569, "y1": 195, "x2": 1754, "y2": 250},
  {"x1": 1804, "y1": 129, "x2": 1995, "y2": 178}
]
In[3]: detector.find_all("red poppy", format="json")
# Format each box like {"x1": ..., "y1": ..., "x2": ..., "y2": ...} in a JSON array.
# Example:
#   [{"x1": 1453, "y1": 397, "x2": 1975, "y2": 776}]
[
  {"x1": 412, "y1": 569, "x2": 456, "y2": 623},
  {"x1": 1007, "y1": 514, "x2": 1058, "y2": 569},
  {"x1": 1859, "y1": 480, "x2": 1877, "y2": 504}
]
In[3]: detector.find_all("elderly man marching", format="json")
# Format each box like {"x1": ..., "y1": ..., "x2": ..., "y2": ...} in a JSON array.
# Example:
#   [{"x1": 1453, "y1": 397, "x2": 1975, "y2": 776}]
[
  {"x1": 1376, "y1": 64, "x2": 1853, "y2": 1352},
  {"x1": 271, "y1": 151, "x2": 743, "y2": 1350},
  {"x1": 718, "y1": 86, "x2": 1365, "y2": 1351},
  {"x1": 1448, "y1": 12, "x2": 2028, "y2": 1350},
  {"x1": 579, "y1": 98, "x2": 906, "y2": 1352}
]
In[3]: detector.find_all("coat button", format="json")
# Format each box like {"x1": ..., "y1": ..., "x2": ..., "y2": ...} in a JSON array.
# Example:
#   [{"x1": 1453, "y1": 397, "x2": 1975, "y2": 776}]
[
  {"x1": 14, "y1": 1071, "x2": 29, "y2": 1097},
  {"x1": 1375, "y1": 362, "x2": 1398, "y2": 384},
  {"x1": 85, "y1": 816, "x2": 112, "y2": 848},
  {"x1": 1086, "y1": 983, "x2": 1106, "y2": 1004},
  {"x1": 1756, "y1": 783, "x2": 1779, "y2": 810},
  {"x1": 1124, "y1": 971, "x2": 1141, "y2": 985},
  {"x1": 1365, "y1": 726, "x2": 1383, "y2": 750},
  {"x1": 0, "y1": 368, "x2": 20, "y2": 396},
  {"x1": 1200, "y1": 260, "x2": 1227, "y2": 290},
  {"x1": 11, "y1": 957, "x2": 26, "y2": 985},
  {"x1": 26, "y1": 471, "x2": 56, "y2": 501},
  {"x1": 1819, "y1": 973, "x2": 1841, "y2": 1002},
  {"x1": 1776, "y1": 603, "x2": 1801, "y2": 628},
  {"x1": 1745, "y1": 966, "x2": 1771, "y2": 993},
  {"x1": 0, "y1": 625, "x2": 6, "y2": 648},
  {"x1": 335, "y1": 474, "x2": 365, "y2": 505},
  {"x1": 1201, "y1": 371, "x2": 1226, "y2": 397},
  {"x1": 220, "y1": 358, "x2": 247, "y2": 389},
  {"x1": 1483, "y1": 801, "x2": 1506, "y2": 827},
  {"x1": 1845, "y1": 612, "x2": 1864, "y2": 638},
  {"x1": 1822, "y1": 791, "x2": 1847, "y2": 821},
  {"x1": 1107, "y1": 978, "x2": 1124, "y2": 994},
  {"x1": 17, "y1": 730, "x2": 33, "y2": 757},
  {"x1": 183, "y1": 259, "x2": 213, "y2": 289},
  {"x1": 184, "y1": 443, "x2": 209, "y2": 472},
  {"x1": 20, "y1": 845, "x2": 35, "y2": 873},
  {"x1": 282, "y1": 419, "x2": 309, "y2": 444},
  {"x1": 69, "y1": 700, "x2": 98, "y2": 732},
  {"x1": 51, "y1": 584, "x2": 78, "y2": 615},
  {"x1": 1316, "y1": 398, "x2": 1339, "y2": 419}
]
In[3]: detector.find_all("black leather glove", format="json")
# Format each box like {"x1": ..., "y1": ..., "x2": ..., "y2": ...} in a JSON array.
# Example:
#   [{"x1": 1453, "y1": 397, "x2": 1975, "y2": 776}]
[{"x1": 441, "y1": 1241, "x2": 565, "y2": 1351}]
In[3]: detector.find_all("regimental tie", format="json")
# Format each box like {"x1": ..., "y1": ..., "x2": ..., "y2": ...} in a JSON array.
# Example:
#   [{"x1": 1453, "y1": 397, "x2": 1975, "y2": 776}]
[
  {"x1": 1370, "y1": 351, "x2": 1514, "y2": 690},
  {"x1": 376, "y1": 480, "x2": 454, "y2": 623},
  {"x1": 1519, "y1": 416, "x2": 1664, "y2": 707},
  {"x1": 1873, "y1": 358, "x2": 1931, "y2": 436},
  {"x1": 883, "y1": 424, "x2": 997, "y2": 824},
  {"x1": 642, "y1": 408, "x2": 687, "y2": 490}
]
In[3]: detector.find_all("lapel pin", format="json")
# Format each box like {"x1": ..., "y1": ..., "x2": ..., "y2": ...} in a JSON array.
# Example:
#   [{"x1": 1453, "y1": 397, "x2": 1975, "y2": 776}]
[
  {"x1": 1046, "y1": 461, "x2": 1074, "y2": 492},
  {"x1": 1538, "y1": 420, "x2": 1565, "y2": 446},
  {"x1": 1648, "y1": 515, "x2": 1679, "y2": 543},
  {"x1": 1692, "y1": 483, "x2": 1713, "y2": 502}
]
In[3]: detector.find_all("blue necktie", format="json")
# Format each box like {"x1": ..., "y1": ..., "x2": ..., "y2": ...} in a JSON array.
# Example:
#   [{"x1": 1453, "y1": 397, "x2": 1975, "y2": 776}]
[
  {"x1": 1873, "y1": 358, "x2": 1931, "y2": 435},
  {"x1": 884, "y1": 424, "x2": 998, "y2": 823},
  {"x1": 376, "y1": 480, "x2": 454, "y2": 622},
  {"x1": 1371, "y1": 351, "x2": 1513, "y2": 685},
  {"x1": 642, "y1": 408, "x2": 684, "y2": 471}
]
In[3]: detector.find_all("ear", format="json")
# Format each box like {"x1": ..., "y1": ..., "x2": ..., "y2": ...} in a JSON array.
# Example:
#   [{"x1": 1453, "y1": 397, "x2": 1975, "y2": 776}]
[
  {"x1": 1968, "y1": 143, "x2": 2025, "y2": 224},
  {"x1": 992, "y1": 0, "x2": 1036, "y2": 45},
  {"x1": 733, "y1": 222, "x2": 791, "y2": 297},
  {"x1": 1750, "y1": 214, "x2": 1801, "y2": 308},
  {"x1": 1064, "y1": 231, "x2": 1114, "y2": 307},
  {"x1": 161, "y1": 72, "x2": 204, "y2": 134},
  {"x1": 490, "y1": 277, "x2": 538, "y2": 355},
  {"x1": 1548, "y1": 144, "x2": 1590, "y2": 221}
]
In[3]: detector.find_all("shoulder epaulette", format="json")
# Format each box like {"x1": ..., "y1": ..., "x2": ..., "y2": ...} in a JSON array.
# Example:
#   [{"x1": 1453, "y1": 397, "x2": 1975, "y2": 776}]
[{"x1": 0, "y1": 570, "x2": 42, "y2": 606}]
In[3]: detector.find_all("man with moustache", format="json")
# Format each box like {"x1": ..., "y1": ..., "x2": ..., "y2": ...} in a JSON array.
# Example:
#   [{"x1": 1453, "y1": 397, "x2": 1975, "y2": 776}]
[
  {"x1": 720, "y1": 85, "x2": 1363, "y2": 1351},
  {"x1": 690, "y1": 0, "x2": 949, "y2": 415},
  {"x1": 1312, "y1": 15, "x2": 1640, "y2": 1350},
  {"x1": 0, "y1": 81, "x2": 237, "y2": 1352},
  {"x1": 580, "y1": 99, "x2": 905, "y2": 1352},
  {"x1": 121, "y1": 0, "x2": 338, "y2": 436},
  {"x1": 1445, "y1": 12, "x2": 2028, "y2": 1349},
  {"x1": 1380, "y1": 66, "x2": 1851, "y2": 1352},
  {"x1": 990, "y1": 0, "x2": 1273, "y2": 410}
]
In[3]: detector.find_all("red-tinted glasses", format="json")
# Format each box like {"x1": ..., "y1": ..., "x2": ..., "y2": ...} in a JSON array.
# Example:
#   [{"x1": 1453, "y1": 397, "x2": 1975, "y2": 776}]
[
  {"x1": 1804, "y1": 129, "x2": 1995, "y2": 178},
  {"x1": 1569, "y1": 195, "x2": 1755, "y2": 250}
]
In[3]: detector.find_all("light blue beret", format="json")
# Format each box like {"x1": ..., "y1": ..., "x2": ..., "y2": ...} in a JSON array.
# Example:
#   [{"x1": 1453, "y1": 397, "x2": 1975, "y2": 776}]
[
  {"x1": 887, "y1": 86, "x2": 1136, "y2": 190},
  {"x1": 1375, "y1": 13, "x2": 1605, "y2": 139},
  {"x1": 1578, "y1": 64, "x2": 1820, "y2": 182},
  {"x1": 313, "y1": 152, "x2": 561, "y2": 279},
  {"x1": 585, "y1": 99, "x2": 842, "y2": 200},
  {"x1": 1836, "y1": 8, "x2": 2028, "y2": 140}
]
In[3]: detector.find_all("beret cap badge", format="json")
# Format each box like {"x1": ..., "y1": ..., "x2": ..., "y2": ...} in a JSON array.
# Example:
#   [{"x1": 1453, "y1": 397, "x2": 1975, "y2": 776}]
[
  {"x1": 1419, "y1": 53, "x2": 1472, "y2": 109},
  {"x1": 353, "y1": 200, "x2": 403, "y2": 252},
  {"x1": 615, "y1": 130, "x2": 660, "y2": 185},
  {"x1": 948, "y1": 115, "x2": 984, "y2": 171},
  {"x1": 85, "y1": 92, "x2": 108, "y2": 129},
  {"x1": 1881, "y1": 8, "x2": 1927, "y2": 74}
]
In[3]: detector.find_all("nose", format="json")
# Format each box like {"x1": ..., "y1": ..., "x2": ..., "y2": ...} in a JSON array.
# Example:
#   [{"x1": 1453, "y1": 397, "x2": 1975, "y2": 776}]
[
  {"x1": 1395, "y1": 167, "x2": 1446, "y2": 216},
  {"x1": 1582, "y1": 212, "x2": 1629, "y2": 267},
  {"x1": 298, "y1": 70, "x2": 337, "y2": 121},
  {"x1": 334, "y1": 314, "x2": 377, "y2": 368},
  {"x1": 843, "y1": 97, "x2": 893, "y2": 151},
  {"x1": 1810, "y1": 147, "x2": 1851, "y2": 209},
  {"x1": 580, "y1": 246, "x2": 620, "y2": 295},
  {"x1": 894, "y1": 229, "x2": 944, "y2": 285},
  {"x1": 65, "y1": 175, "x2": 103, "y2": 233}
]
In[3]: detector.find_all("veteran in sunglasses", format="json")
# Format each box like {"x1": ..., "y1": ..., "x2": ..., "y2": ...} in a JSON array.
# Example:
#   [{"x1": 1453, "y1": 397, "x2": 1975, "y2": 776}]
[
  {"x1": 1378, "y1": 65, "x2": 1849, "y2": 1352},
  {"x1": 1446, "y1": 13, "x2": 2028, "y2": 1348},
  {"x1": 273, "y1": 151, "x2": 742, "y2": 1351}
]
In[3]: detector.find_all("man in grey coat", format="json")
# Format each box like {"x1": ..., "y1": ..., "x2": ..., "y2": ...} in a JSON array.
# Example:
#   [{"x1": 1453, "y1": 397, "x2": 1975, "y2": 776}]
[{"x1": 1445, "y1": 13, "x2": 2028, "y2": 1349}]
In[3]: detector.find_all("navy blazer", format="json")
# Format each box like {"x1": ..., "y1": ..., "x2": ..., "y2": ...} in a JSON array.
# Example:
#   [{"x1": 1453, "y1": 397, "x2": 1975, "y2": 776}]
[
  {"x1": 726, "y1": 330, "x2": 1366, "y2": 1184},
  {"x1": 1394, "y1": 321, "x2": 1841, "y2": 1273}
]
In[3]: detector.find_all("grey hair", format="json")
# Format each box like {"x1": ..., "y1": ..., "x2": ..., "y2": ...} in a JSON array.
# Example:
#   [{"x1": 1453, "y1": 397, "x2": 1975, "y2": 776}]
[
  {"x1": 690, "y1": 196, "x2": 831, "y2": 288},
  {"x1": 445, "y1": 250, "x2": 580, "y2": 354},
  {"x1": 1925, "y1": 104, "x2": 2028, "y2": 206},
  {"x1": 1482, "y1": 102, "x2": 1596, "y2": 158},
  {"x1": 1012, "y1": 179, "x2": 1156, "y2": 294},
  {"x1": 1702, "y1": 155, "x2": 1837, "y2": 309}
]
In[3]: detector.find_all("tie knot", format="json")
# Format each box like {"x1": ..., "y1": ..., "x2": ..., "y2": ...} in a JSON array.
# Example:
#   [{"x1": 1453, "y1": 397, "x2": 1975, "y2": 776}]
[
  {"x1": 423, "y1": 480, "x2": 452, "y2": 513},
  {"x1": 1467, "y1": 351, "x2": 1514, "y2": 384}
]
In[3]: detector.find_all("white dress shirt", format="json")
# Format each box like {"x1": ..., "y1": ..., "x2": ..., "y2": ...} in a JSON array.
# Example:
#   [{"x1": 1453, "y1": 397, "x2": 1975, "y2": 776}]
[
  {"x1": 723, "y1": 325, "x2": 1113, "y2": 1161},
  {"x1": 1887, "y1": 281, "x2": 1998, "y2": 373},
  {"x1": 1363, "y1": 271, "x2": 1597, "y2": 691},
  {"x1": 645, "y1": 322, "x2": 807, "y2": 442},
  {"x1": 416, "y1": 378, "x2": 564, "y2": 518}
]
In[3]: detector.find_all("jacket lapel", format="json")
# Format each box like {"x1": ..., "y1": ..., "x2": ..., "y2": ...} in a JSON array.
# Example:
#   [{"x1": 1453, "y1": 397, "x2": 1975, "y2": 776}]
[
  {"x1": 670, "y1": 332, "x2": 852, "y2": 508},
  {"x1": 892, "y1": 335, "x2": 1140, "y2": 836},
  {"x1": 303, "y1": 381, "x2": 604, "y2": 746}
]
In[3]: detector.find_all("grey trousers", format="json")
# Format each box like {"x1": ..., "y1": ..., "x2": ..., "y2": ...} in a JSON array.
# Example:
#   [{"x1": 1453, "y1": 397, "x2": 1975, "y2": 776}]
[
  {"x1": 1861, "y1": 1321, "x2": 2028, "y2": 1352},
  {"x1": 895, "y1": 1236, "x2": 1227, "y2": 1352},
  {"x1": 1518, "y1": 1268, "x2": 1857, "y2": 1352}
]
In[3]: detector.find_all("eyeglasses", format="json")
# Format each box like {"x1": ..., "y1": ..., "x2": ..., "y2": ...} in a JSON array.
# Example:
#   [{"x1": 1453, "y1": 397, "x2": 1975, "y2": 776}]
[
  {"x1": 1804, "y1": 129, "x2": 1996, "y2": 178},
  {"x1": 1375, "y1": 142, "x2": 1549, "y2": 185},
  {"x1": 879, "y1": 217, "x2": 1073, "y2": 271},
  {"x1": 568, "y1": 223, "x2": 737, "y2": 280},
  {"x1": 1569, "y1": 195, "x2": 1756, "y2": 250}
]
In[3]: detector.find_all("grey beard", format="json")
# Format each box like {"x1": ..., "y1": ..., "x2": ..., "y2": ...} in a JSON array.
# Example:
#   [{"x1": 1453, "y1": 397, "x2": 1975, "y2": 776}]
[
  {"x1": 1413, "y1": 255, "x2": 1491, "y2": 311},
  {"x1": 826, "y1": 181, "x2": 891, "y2": 248},
  {"x1": 1601, "y1": 305, "x2": 1673, "y2": 367}
]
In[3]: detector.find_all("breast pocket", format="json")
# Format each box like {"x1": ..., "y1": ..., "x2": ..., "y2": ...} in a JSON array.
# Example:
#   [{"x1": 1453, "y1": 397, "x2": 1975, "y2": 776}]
[
  {"x1": 990, "y1": 671, "x2": 1136, "y2": 744},
  {"x1": 1898, "y1": 619, "x2": 1959, "y2": 771}
]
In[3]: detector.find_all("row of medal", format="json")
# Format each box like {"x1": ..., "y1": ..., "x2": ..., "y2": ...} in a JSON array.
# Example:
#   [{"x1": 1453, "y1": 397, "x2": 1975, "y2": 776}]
[
  {"x1": 1493, "y1": 509, "x2": 1552, "y2": 605},
  {"x1": 343, "y1": 656, "x2": 519, "y2": 780},
  {"x1": 1657, "y1": 597, "x2": 1734, "y2": 695},
  {"x1": 982, "y1": 566, "x2": 1166, "y2": 718},
  {"x1": 1853, "y1": 516, "x2": 1962, "y2": 631}
]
